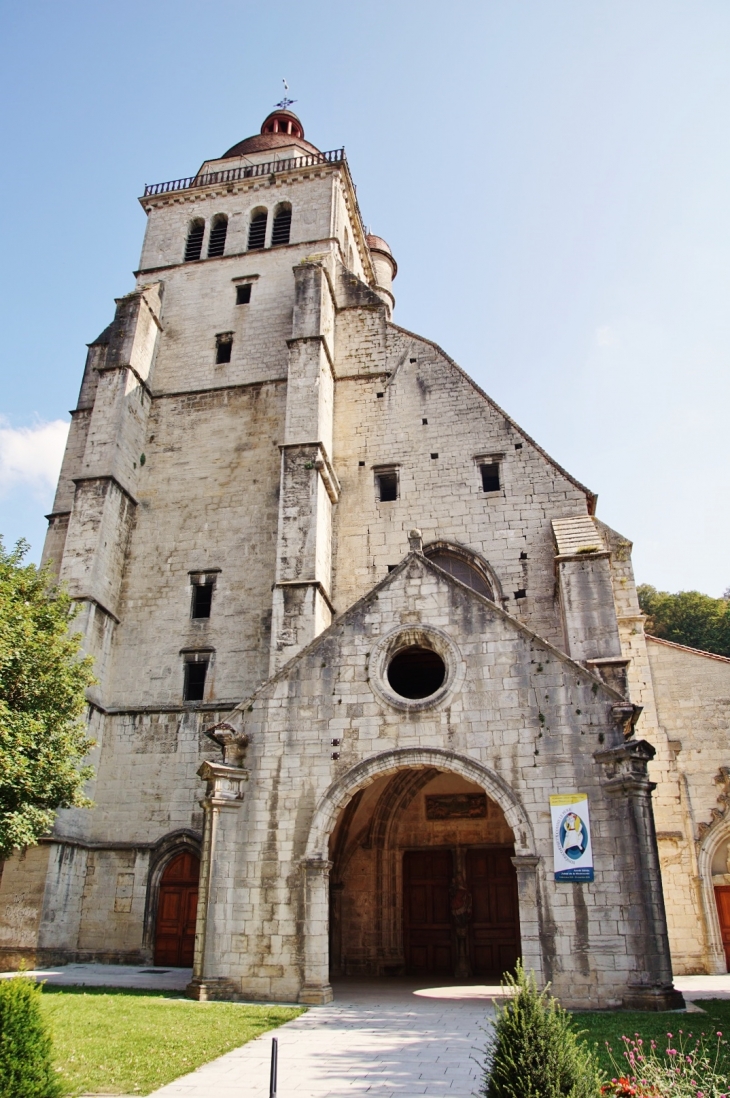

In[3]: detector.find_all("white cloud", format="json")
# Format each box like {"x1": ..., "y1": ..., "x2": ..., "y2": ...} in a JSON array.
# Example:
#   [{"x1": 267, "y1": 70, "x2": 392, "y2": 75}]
[
  {"x1": 0, "y1": 418, "x2": 69, "y2": 498},
  {"x1": 595, "y1": 325, "x2": 619, "y2": 348}
]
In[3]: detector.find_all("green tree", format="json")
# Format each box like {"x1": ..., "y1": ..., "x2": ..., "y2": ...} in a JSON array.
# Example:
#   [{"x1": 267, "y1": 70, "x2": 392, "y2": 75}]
[
  {"x1": 0, "y1": 538, "x2": 95, "y2": 860},
  {"x1": 638, "y1": 584, "x2": 730, "y2": 657},
  {"x1": 482, "y1": 962, "x2": 603, "y2": 1098}
]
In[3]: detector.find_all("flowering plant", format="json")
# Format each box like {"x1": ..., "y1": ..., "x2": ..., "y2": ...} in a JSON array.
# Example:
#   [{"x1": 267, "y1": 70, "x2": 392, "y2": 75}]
[{"x1": 601, "y1": 1028, "x2": 730, "y2": 1098}]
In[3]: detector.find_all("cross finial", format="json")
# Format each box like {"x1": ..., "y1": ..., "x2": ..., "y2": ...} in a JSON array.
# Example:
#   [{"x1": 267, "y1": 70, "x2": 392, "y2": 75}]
[{"x1": 275, "y1": 78, "x2": 297, "y2": 110}]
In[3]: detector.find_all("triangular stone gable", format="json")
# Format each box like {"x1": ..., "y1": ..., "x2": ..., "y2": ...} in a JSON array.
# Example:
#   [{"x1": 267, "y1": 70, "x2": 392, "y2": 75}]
[{"x1": 222, "y1": 550, "x2": 622, "y2": 739}]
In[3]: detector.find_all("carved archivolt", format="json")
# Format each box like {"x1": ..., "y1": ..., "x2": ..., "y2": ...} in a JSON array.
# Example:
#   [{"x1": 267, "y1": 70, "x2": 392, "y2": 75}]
[{"x1": 697, "y1": 767, "x2": 730, "y2": 843}]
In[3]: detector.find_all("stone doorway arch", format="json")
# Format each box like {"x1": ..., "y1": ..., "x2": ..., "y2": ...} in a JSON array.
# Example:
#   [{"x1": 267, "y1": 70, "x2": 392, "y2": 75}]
[
  {"x1": 697, "y1": 821, "x2": 730, "y2": 975},
  {"x1": 299, "y1": 747, "x2": 541, "y2": 1004}
]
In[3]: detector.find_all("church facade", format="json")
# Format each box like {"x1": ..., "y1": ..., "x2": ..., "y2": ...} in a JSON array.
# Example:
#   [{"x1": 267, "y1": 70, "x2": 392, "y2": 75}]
[{"x1": 1, "y1": 108, "x2": 729, "y2": 1009}]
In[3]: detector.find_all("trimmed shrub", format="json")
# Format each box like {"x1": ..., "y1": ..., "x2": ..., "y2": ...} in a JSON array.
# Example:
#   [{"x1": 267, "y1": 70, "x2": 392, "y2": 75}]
[
  {"x1": 482, "y1": 962, "x2": 603, "y2": 1098},
  {"x1": 0, "y1": 976, "x2": 62, "y2": 1097}
]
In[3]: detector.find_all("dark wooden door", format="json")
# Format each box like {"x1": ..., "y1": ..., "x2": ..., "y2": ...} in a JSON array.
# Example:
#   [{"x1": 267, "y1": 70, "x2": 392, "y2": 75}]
[
  {"x1": 715, "y1": 886, "x2": 730, "y2": 969},
  {"x1": 154, "y1": 852, "x2": 200, "y2": 966},
  {"x1": 467, "y1": 847, "x2": 520, "y2": 979},
  {"x1": 403, "y1": 849, "x2": 453, "y2": 974}
]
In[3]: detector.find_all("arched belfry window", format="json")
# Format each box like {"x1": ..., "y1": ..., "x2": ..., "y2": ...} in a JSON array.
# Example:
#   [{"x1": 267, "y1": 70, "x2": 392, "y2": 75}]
[
  {"x1": 271, "y1": 203, "x2": 292, "y2": 247},
  {"x1": 424, "y1": 543, "x2": 496, "y2": 601},
  {"x1": 248, "y1": 209, "x2": 268, "y2": 251},
  {"x1": 184, "y1": 219, "x2": 204, "y2": 262},
  {"x1": 207, "y1": 215, "x2": 228, "y2": 258}
]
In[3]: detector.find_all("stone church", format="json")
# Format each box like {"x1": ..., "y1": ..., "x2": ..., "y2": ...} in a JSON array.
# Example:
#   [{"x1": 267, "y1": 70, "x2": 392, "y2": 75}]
[{"x1": 1, "y1": 107, "x2": 729, "y2": 1009}]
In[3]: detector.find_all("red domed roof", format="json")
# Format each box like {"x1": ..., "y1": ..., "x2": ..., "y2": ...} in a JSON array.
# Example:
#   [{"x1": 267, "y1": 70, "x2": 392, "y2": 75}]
[
  {"x1": 367, "y1": 234, "x2": 398, "y2": 278},
  {"x1": 222, "y1": 110, "x2": 320, "y2": 159}
]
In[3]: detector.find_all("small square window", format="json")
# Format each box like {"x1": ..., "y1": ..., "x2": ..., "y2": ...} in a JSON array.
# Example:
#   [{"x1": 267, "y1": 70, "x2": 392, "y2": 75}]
[
  {"x1": 191, "y1": 580, "x2": 213, "y2": 619},
  {"x1": 376, "y1": 471, "x2": 398, "y2": 502},
  {"x1": 430, "y1": 453, "x2": 438, "y2": 460},
  {"x1": 480, "y1": 462, "x2": 500, "y2": 492},
  {"x1": 184, "y1": 660, "x2": 208, "y2": 701},
  {"x1": 216, "y1": 334, "x2": 233, "y2": 364},
  {"x1": 236, "y1": 284, "x2": 252, "y2": 305}
]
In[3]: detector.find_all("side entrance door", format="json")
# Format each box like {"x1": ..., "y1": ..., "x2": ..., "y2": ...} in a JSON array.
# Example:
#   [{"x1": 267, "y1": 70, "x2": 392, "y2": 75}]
[
  {"x1": 403, "y1": 849, "x2": 453, "y2": 974},
  {"x1": 715, "y1": 886, "x2": 730, "y2": 969},
  {"x1": 154, "y1": 852, "x2": 200, "y2": 966},
  {"x1": 466, "y1": 847, "x2": 520, "y2": 979}
]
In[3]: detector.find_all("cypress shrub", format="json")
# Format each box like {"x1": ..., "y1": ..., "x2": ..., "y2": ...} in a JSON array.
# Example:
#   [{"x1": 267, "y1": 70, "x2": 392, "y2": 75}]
[
  {"x1": 0, "y1": 976, "x2": 62, "y2": 1097},
  {"x1": 482, "y1": 962, "x2": 603, "y2": 1098}
]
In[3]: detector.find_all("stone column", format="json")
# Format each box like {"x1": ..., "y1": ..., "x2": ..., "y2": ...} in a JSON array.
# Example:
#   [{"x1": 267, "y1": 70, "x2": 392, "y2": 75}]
[
  {"x1": 299, "y1": 857, "x2": 334, "y2": 1004},
  {"x1": 511, "y1": 855, "x2": 545, "y2": 986},
  {"x1": 187, "y1": 760, "x2": 247, "y2": 1001},
  {"x1": 595, "y1": 740, "x2": 684, "y2": 1010}
]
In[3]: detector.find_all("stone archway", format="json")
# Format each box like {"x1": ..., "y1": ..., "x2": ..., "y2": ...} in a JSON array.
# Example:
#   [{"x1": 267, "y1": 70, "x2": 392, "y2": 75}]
[
  {"x1": 697, "y1": 823, "x2": 730, "y2": 974},
  {"x1": 299, "y1": 748, "x2": 542, "y2": 1004}
]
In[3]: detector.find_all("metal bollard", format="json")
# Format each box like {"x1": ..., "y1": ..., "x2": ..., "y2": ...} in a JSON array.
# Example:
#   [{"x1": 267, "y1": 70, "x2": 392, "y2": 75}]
[{"x1": 269, "y1": 1036, "x2": 278, "y2": 1098}]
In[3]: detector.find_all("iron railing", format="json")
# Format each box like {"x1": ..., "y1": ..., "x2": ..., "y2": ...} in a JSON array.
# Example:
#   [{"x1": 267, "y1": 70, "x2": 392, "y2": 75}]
[{"x1": 143, "y1": 148, "x2": 346, "y2": 197}]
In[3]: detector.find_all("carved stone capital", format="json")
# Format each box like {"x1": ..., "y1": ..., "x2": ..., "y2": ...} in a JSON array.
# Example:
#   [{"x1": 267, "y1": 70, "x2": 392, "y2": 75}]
[
  {"x1": 206, "y1": 723, "x2": 249, "y2": 767},
  {"x1": 511, "y1": 855, "x2": 540, "y2": 871},
  {"x1": 610, "y1": 702, "x2": 643, "y2": 740},
  {"x1": 301, "y1": 857, "x2": 333, "y2": 877},
  {"x1": 197, "y1": 760, "x2": 248, "y2": 809},
  {"x1": 594, "y1": 739, "x2": 656, "y2": 795}
]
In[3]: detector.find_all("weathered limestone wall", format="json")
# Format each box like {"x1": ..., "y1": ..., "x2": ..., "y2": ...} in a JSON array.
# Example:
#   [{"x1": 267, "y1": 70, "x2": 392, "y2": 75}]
[
  {"x1": 330, "y1": 325, "x2": 592, "y2": 650},
  {"x1": 191, "y1": 554, "x2": 676, "y2": 1009},
  {"x1": 107, "y1": 381, "x2": 286, "y2": 707},
  {"x1": 647, "y1": 637, "x2": 730, "y2": 973},
  {"x1": 139, "y1": 172, "x2": 339, "y2": 276},
  {"x1": 601, "y1": 520, "x2": 709, "y2": 973}
]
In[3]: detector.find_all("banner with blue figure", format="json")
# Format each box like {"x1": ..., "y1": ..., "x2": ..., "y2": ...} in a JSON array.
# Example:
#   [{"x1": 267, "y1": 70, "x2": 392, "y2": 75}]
[{"x1": 549, "y1": 793, "x2": 594, "y2": 882}]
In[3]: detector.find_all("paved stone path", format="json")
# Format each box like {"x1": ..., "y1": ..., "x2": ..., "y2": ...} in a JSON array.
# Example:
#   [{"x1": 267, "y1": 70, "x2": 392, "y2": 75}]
[
  {"x1": 6, "y1": 965, "x2": 730, "y2": 1097},
  {"x1": 150, "y1": 980, "x2": 498, "y2": 1097}
]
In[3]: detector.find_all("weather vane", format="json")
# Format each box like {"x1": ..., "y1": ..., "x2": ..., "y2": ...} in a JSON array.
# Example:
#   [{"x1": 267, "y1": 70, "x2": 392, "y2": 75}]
[{"x1": 275, "y1": 78, "x2": 296, "y2": 110}]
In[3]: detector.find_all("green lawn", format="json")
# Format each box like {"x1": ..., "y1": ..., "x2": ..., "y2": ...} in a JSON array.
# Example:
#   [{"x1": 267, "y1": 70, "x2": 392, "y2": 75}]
[
  {"x1": 39, "y1": 985, "x2": 302, "y2": 1096},
  {"x1": 573, "y1": 998, "x2": 730, "y2": 1078}
]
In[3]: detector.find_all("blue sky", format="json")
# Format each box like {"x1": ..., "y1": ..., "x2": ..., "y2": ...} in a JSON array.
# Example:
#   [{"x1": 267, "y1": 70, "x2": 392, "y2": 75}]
[{"x1": 1, "y1": 1, "x2": 728, "y2": 595}]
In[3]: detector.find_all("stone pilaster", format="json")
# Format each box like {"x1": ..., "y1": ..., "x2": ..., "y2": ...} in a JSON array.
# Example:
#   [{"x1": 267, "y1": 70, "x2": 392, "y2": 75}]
[
  {"x1": 187, "y1": 761, "x2": 248, "y2": 1002},
  {"x1": 511, "y1": 856, "x2": 545, "y2": 986},
  {"x1": 270, "y1": 261, "x2": 339, "y2": 672},
  {"x1": 299, "y1": 857, "x2": 334, "y2": 1004},
  {"x1": 595, "y1": 740, "x2": 684, "y2": 1010}
]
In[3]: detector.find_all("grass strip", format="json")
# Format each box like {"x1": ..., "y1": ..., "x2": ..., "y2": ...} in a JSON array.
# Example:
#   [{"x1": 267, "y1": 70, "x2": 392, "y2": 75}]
[
  {"x1": 39, "y1": 985, "x2": 302, "y2": 1096},
  {"x1": 573, "y1": 998, "x2": 730, "y2": 1077}
]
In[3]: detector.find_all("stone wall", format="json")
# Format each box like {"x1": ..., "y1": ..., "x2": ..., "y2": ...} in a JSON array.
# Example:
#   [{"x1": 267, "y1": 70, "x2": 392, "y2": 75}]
[{"x1": 190, "y1": 552, "x2": 676, "y2": 1009}]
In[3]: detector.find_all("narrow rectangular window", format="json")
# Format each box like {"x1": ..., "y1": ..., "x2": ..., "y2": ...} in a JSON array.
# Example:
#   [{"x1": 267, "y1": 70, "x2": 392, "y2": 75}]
[
  {"x1": 376, "y1": 471, "x2": 398, "y2": 502},
  {"x1": 191, "y1": 581, "x2": 213, "y2": 619},
  {"x1": 216, "y1": 334, "x2": 233, "y2": 364},
  {"x1": 480, "y1": 462, "x2": 500, "y2": 492},
  {"x1": 184, "y1": 660, "x2": 208, "y2": 702},
  {"x1": 236, "y1": 284, "x2": 252, "y2": 305}
]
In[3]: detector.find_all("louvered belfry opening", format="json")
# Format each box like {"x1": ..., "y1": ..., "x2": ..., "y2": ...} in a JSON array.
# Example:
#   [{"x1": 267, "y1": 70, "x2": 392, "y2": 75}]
[
  {"x1": 271, "y1": 205, "x2": 292, "y2": 246},
  {"x1": 207, "y1": 216, "x2": 228, "y2": 257},
  {"x1": 248, "y1": 211, "x2": 267, "y2": 250},
  {"x1": 184, "y1": 220, "x2": 204, "y2": 262}
]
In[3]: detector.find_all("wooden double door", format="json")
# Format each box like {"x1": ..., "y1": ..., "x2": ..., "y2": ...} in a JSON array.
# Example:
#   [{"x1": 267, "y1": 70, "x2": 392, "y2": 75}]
[
  {"x1": 403, "y1": 846, "x2": 520, "y2": 978},
  {"x1": 154, "y1": 852, "x2": 200, "y2": 966}
]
